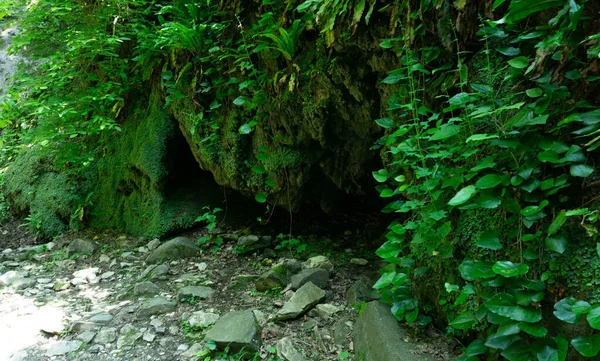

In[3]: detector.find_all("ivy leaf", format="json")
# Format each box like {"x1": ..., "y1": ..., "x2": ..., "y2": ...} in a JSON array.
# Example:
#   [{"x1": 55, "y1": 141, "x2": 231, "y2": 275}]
[
  {"x1": 450, "y1": 311, "x2": 477, "y2": 330},
  {"x1": 492, "y1": 261, "x2": 529, "y2": 278},
  {"x1": 484, "y1": 293, "x2": 542, "y2": 322},
  {"x1": 476, "y1": 230, "x2": 503, "y2": 250},
  {"x1": 233, "y1": 96, "x2": 247, "y2": 105},
  {"x1": 548, "y1": 211, "x2": 567, "y2": 236},
  {"x1": 430, "y1": 124, "x2": 462, "y2": 141},
  {"x1": 517, "y1": 322, "x2": 547, "y2": 337},
  {"x1": 526, "y1": 88, "x2": 543, "y2": 98},
  {"x1": 475, "y1": 174, "x2": 504, "y2": 189},
  {"x1": 373, "y1": 272, "x2": 395, "y2": 289},
  {"x1": 254, "y1": 192, "x2": 267, "y2": 203},
  {"x1": 372, "y1": 169, "x2": 389, "y2": 183},
  {"x1": 501, "y1": 340, "x2": 532, "y2": 361},
  {"x1": 570, "y1": 164, "x2": 594, "y2": 177},
  {"x1": 508, "y1": 56, "x2": 529, "y2": 69},
  {"x1": 571, "y1": 335, "x2": 600, "y2": 357},
  {"x1": 572, "y1": 300, "x2": 592, "y2": 315},
  {"x1": 497, "y1": 47, "x2": 521, "y2": 56},
  {"x1": 597, "y1": 243, "x2": 600, "y2": 258},
  {"x1": 536, "y1": 346, "x2": 559, "y2": 361},
  {"x1": 448, "y1": 186, "x2": 478, "y2": 206},
  {"x1": 545, "y1": 235, "x2": 567, "y2": 254},
  {"x1": 505, "y1": 0, "x2": 565, "y2": 24},
  {"x1": 587, "y1": 306, "x2": 600, "y2": 330},
  {"x1": 553, "y1": 297, "x2": 582, "y2": 324},
  {"x1": 375, "y1": 117, "x2": 394, "y2": 128},
  {"x1": 459, "y1": 260, "x2": 496, "y2": 281},
  {"x1": 239, "y1": 124, "x2": 253, "y2": 134},
  {"x1": 375, "y1": 239, "x2": 403, "y2": 259},
  {"x1": 251, "y1": 165, "x2": 266, "y2": 174}
]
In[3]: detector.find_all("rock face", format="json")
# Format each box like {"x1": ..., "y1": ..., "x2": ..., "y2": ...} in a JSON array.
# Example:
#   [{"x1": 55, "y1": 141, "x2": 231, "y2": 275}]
[
  {"x1": 353, "y1": 302, "x2": 437, "y2": 361},
  {"x1": 205, "y1": 310, "x2": 261, "y2": 355},
  {"x1": 145, "y1": 237, "x2": 201, "y2": 263},
  {"x1": 275, "y1": 282, "x2": 326, "y2": 321}
]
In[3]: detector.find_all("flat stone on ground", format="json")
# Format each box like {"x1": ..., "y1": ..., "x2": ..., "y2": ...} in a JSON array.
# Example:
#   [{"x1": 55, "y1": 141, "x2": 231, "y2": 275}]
[
  {"x1": 188, "y1": 311, "x2": 220, "y2": 328},
  {"x1": 145, "y1": 237, "x2": 201, "y2": 264},
  {"x1": 276, "y1": 337, "x2": 307, "y2": 361},
  {"x1": 45, "y1": 340, "x2": 83, "y2": 357},
  {"x1": 137, "y1": 296, "x2": 177, "y2": 318},
  {"x1": 275, "y1": 282, "x2": 326, "y2": 321},
  {"x1": 302, "y1": 255, "x2": 334, "y2": 273},
  {"x1": 67, "y1": 239, "x2": 97, "y2": 255},
  {"x1": 134, "y1": 281, "x2": 161, "y2": 296},
  {"x1": 205, "y1": 310, "x2": 261, "y2": 355},
  {"x1": 177, "y1": 286, "x2": 214, "y2": 301},
  {"x1": 290, "y1": 268, "x2": 329, "y2": 290}
]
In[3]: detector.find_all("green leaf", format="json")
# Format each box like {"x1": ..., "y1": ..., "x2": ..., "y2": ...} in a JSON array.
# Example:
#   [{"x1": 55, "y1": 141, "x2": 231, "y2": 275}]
[
  {"x1": 376, "y1": 239, "x2": 403, "y2": 259},
  {"x1": 459, "y1": 260, "x2": 496, "y2": 281},
  {"x1": 430, "y1": 124, "x2": 462, "y2": 141},
  {"x1": 597, "y1": 243, "x2": 600, "y2": 258},
  {"x1": 508, "y1": 56, "x2": 529, "y2": 69},
  {"x1": 537, "y1": 346, "x2": 559, "y2": 361},
  {"x1": 450, "y1": 311, "x2": 477, "y2": 330},
  {"x1": 239, "y1": 124, "x2": 253, "y2": 134},
  {"x1": 571, "y1": 335, "x2": 600, "y2": 357},
  {"x1": 251, "y1": 165, "x2": 266, "y2": 174},
  {"x1": 548, "y1": 211, "x2": 567, "y2": 236},
  {"x1": 501, "y1": 340, "x2": 532, "y2": 361},
  {"x1": 466, "y1": 133, "x2": 499, "y2": 142},
  {"x1": 553, "y1": 297, "x2": 582, "y2": 324},
  {"x1": 497, "y1": 47, "x2": 521, "y2": 56},
  {"x1": 505, "y1": 0, "x2": 565, "y2": 24},
  {"x1": 373, "y1": 272, "x2": 395, "y2": 289},
  {"x1": 448, "y1": 186, "x2": 478, "y2": 206},
  {"x1": 476, "y1": 230, "x2": 503, "y2": 250},
  {"x1": 233, "y1": 96, "x2": 247, "y2": 105},
  {"x1": 255, "y1": 192, "x2": 267, "y2": 203},
  {"x1": 517, "y1": 322, "x2": 547, "y2": 337},
  {"x1": 372, "y1": 169, "x2": 389, "y2": 183},
  {"x1": 587, "y1": 306, "x2": 600, "y2": 330},
  {"x1": 570, "y1": 164, "x2": 594, "y2": 177},
  {"x1": 476, "y1": 174, "x2": 505, "y2": 189},
  {"x1": 572, "y1": 300, "x2": 592, "y2": 315},
  {"x1": 545, "y1": 235, "x2": 567, "y2": 254},
  {"x1": 492, "y1": 261, "x2": 529, "y2": 278},
  {"x1": 526, "y1": 88, "x2": 543, "y2": 98},
  {"x1": 375, "y1": 117, "x2": 394, "y2": 128},
  {"x1": 485, "y1": 293, "x2": 542, "y2": 322}
]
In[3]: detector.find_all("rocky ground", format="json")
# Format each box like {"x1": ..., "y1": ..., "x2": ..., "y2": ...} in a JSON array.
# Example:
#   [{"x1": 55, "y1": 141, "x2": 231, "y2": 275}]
[{"x1": 0, "y1": 225, "x2": 455, "y2": 361}]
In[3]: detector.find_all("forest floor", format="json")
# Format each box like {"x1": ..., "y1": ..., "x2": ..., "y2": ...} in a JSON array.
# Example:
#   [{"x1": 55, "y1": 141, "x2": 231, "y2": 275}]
[{"x1": 0, "y1": 221, "x2": 456, "y2": 361}]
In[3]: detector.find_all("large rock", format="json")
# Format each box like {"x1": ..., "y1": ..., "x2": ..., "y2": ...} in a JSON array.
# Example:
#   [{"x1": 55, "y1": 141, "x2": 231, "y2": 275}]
[
  {"x1": 0, "y1": 270, "x2": 25, "y2": 286},
  {"x1": 205, "y1": 310, "x2": 261, "y2": 355},
  {"x1": 137, "y1": 296, "x2": 177, "y2": 318},
  {"x1": 276, "y1": 337, "x2": 307, "y2": 361},
  {"x1": 353, "y1": 302, "x2": 437, "y2": 361},
  {"x1": 177, "y1": 285, "x2": 214, "y2": 301},
  {"x1": 45, "y1": 340, "x2": 83, "y2": 356},
  {"x1": 346, "y1": 277, "x2": 377, "y2": 306},
  {"x1": 255, "y1": 270, "x2": 285, "y2": 291},
  {"x1": 302, "y1": 256, "x2": 334, "y2": 273},
  {"x1": 94, "y1": 327, "x2": 118, "y2": 345},
  {"x1": 117, "y1": 324, "x2": 142, "y2": 348},
  {"x1": 67, "y1": 239, "x2": 98, "y2": 255},
  {"x1": 275, "y1": 282, "x2": 326, "y2": 321},
  {"x1": 272, "y1": 259, "x2": 301, "y2": 281},
  {"x1": 145, "y1": 237, "x2": 201, "y2": 264},
  {"x1": 290, "y1": 268, "x2": 329, "y2": 290},
  {"x1": 188, "y1": 311, "x2": 220, "y2": 328},
  {"x1": 134, "y1": 281, "x2": 161, "y2": 296}
]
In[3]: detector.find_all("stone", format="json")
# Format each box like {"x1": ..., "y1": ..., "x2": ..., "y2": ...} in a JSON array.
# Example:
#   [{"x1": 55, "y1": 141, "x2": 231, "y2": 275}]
[
  {"x1": 117, "y1": 324, "x2": 142, "y2": 348},
  {"x1": 101, "y1": 271, "x2": 115, "y2": 279},
  {"x1": 253, "y1": 310, "x2": 268, "y2": 326},
  {"x1": 145, "y1": 237, "x2": 201, "y2": 264},
  {"x1": 354, "y1": 301, "x2": 438, "y2": 361},
  {"x1": 205, "y1": 310, "x2": 261, "y2": 355},
  {"x1": 99, "y1": 254, "x2": 111, "y2": 263},
  {"x1": 53, "y1": 279, "x2": 71, "y2": 291},
  {"x1": 73, "y1": 267, "x2": 99, "y2": 282},
  {"x1": 346, "y1": 277, "x2": 376, "y2": 306},
  {"x1": 180, "y1": 343, "x2": 206, "y2": 358},
  {"x1": 39, "y1": 306, "x2": 66, "y2": 334},
  {"x1": 78, "y1": 331, "x2": 97, "y2": 344},
  {"x1": 147, "y1": 239, "x2": 161, "y2": 251},
  {"x1": 276, "y1": 337, "x2": 307, "y2": 361},
  {"x1": 137, "y1": 296, "x2": 177, "y2": 318},
  {"x1": 314, "y1": 303, "x2": 342, "y2": 318},
  {"x1": 272, "y1": 259, "x2": 302, "y2": 281},
  {"x1": 143, "y1": 331, "x2": 156, "y2": 342},
  {"x1": 275, "y1": 282, "x2": 326, "y2": 321},
  {"x1": 197, "y1": 262, "x2": 208, "y2": 271},
  {"x1": 290, "y1": 268, "x2": 329, "y2": 290},
  {"x1": 188, "y1": 311, "x2": 220, "y2": 328},
  {"x1": 237, "y1": 235, "x2": 260, "y2": 246},
  {"x1": 72, "y1": 321, "x2": 102, "y2": 333},
  {"x1": 134, "y1": 281, "x2": 161, "y2": 296},
  {"x1": 177, "y1": 286, "x2": 214, "y2": 301},
  {"x1": 37, "y1": 278, "x2": 52, "y2": 284},
  {"x1": 45, "y1": 241, "x2": 56, "y2": 251},
  {"x1": 255, "y1": 270, "x2": 285, "y2": 291},
  {"x1": 302, "y1": 255, "x2": 334, "y2": 273},
  {"x1": 67, "y1": 239, "x2": 98, "y2": 255},
  {"x1": 94, "y1": 327, "x2": 117, "y2": 344},
  {"x1": 11, "y1": 278, "x2": 35, "y2": 290},
  {"x1": 334, "y1": 320, "x2": 351, "y2": 345},
  {"x1": 89, "y1": 312, "x2": 113, "y2": 325},
  {"x1": 0, "y1": 270, "x2": 24, "y2": 286},
  {"x1": 350, "y1": 258, "x2": 369, "y2": 266},
  {"x1": 45, "y1": 340, "x2": 83, "y2": 356}
]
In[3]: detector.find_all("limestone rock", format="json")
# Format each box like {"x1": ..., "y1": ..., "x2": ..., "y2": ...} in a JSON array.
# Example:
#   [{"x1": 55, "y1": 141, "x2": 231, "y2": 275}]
[
  {"x1": 0, "y1": 270, "x2": 24, "y2": 286},
  {"x1": 302, "y1": 256, "x2": 334, "y2": 273},
  {"x1": 188, "y1": 311, "x2": 220, "y2": 328},
  {"x1": 11, "y1": 278, "x2": 35, "y2": 290},
  {"x1": 78, "y1": 331, "x2": 97, "y2": 344},
  {"x1": 137, "y1": 296, "x2": 177, "y2": 318},
  {"x1": 346, "y1": 277, "x2": 376, "y2": 306},
  {"x1": 67, "y1": 239, "x2": 98, "y2": 255},
  {"x1": 350, "y1": 258, "x2": 369, "y2": 266},
  {"x1": 290, "y1": 268, "x2": 329, "y2": 290},
  {"x1": 334, "y1": 320, "x2": 351, "y2": 345},
  {"x1": 205, "y1": 310, "x2": 261, "y2": 355},
  {"x1": 134, "y1": 281, "x2": 161, "y2": 296},
  {"x1": 145, "y1": 237, "x2": 201, "y2": 264},
  {"x1": 276, "y1": 337, "x2": 307, "y2": 361},
  {"x1": 353, "y1": 301, "x2": 438, "y2": 361},
  {"x1": 180, "y1": 343, "x2": 206, "y2": 359},
  {"x1": 313, "y1": 303, "x2": 342, "y2": 318},
  {"x1": 89, "y1": 312, "x2": 113, "y2": 325},
  {"x1": 255, "y1": 270, "x2": 285, "y2": 291},
  {"x1": 177, "y1": 285, "x2": 214, "y2": 301},
  {"x1": 117, "y1": 324, "x2": 142, "y2": 348},
  {"x1": 45, "y1": 340, "x2": 83, "y2": 356},
  {"x1": 94, "y1": 327, "x2": 118, "y2": 345},
  {"x1": 275, "y1": 282, "x2": 326, "y2": 321},
  {"x1": 272, "y1": 259, "x2": 302, "y2": 281}
]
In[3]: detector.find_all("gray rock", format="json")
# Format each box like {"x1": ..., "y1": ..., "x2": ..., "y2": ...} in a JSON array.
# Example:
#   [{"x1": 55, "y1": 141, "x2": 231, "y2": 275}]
[
  {"x1": 145, "y1": 237, "x2": 201, "y2": 264},
  {"x1": 134, "y1": 281, "x2": 161, "y2": 296},
  {"x1": 302, "y1": 255, "x2": 334, "y2": 273},
  {"x1": 272, "y1": 259, "x2": 302, "y2": 281},
  {"x1": 350, "y1": 258, "x2": 369, "y2": 266},
  {"x1": 180, "y1": 343, "x2": 206, "y2": 358},
  {"x1": 177, "y1": 286, "x2": 214, "y2": 301},
  {"x1": 255, "y1": 270, "x2": 285, "y2": 291},
  {"x1": 237, "y1": 235, "x2": 260, "y2": 246},
  {"x1": 73, "y1": 267, "x2": 99, "y2": 283},
  {"x1": 117, "y1": 324, "x2": 142, "y2": 348},
  {"x1": 12, "y1": 278, "x2": 35, "y2": 290},
  {"x1": 94, "y1": 327, "x2": 117, "y2": 344},
  {"x1": 67, "y1": 239, "x2": 98, "y2": 255},
  {"x1": 71, "y1": 321, "x2": 102, "y2": 333},
  {"x1": 290, "y1": 268, "x2": 329, "y2": 290},
  {"x1": 276, "y1": 337, "x2": 307, "y2": 361},
  {"x1": 143, "y1": 331, "x2": 156, "y2": 342},
  {"x1": 314, "y1": 303, "x2": 342, "y2": 318},
  {"x1": 77, "y1": 331, "x2": 97, "y2": 344},
  {"x1": 354, "y1": 301, "x2": 437, "y2": 361},
  {"x1": 147, "y1": 239, "x2": 161, "y2": 251},
  {"x1": 188, "y1": 311, "x2": 220, "y2": 328},
  {"x1": 275, "y1": 282, "x2": 326, "y2": 321},
  {"x1": 0, "y1": 270, "x2": 24, "y2": 286},
  {"x1": 89, "y1": 312, "x2": 113, "y2": 325},
  {"x1": 45, "y1": 340, "x2": 83, "y2": 356},
  {"x1": 137, "y1": 296, "x2": 177, "y2": 318},
  {"x1": 88, "y1": 345, "x2": 104, "y2": 353},
  {"x1": 334, "y1": 320, "x2": 351, "y2": 345},
  {"x1": 346, "y1": 277, "x2": 377, "y2": 306},
  {"x1": 54, "y1": 279, "x2": 71, "y2": 291},
  {"x1": 205, "y1": 310, "x2": 261, "y2": 355},
  {"x1": 39, "y1": 306, "x2": 66, "y2": 334}
]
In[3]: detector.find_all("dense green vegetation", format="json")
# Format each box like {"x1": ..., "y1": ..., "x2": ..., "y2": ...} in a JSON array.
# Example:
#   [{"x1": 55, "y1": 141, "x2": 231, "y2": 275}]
[{"x1": 2, "y1": 0, "x2": 600, "y2": 359}]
